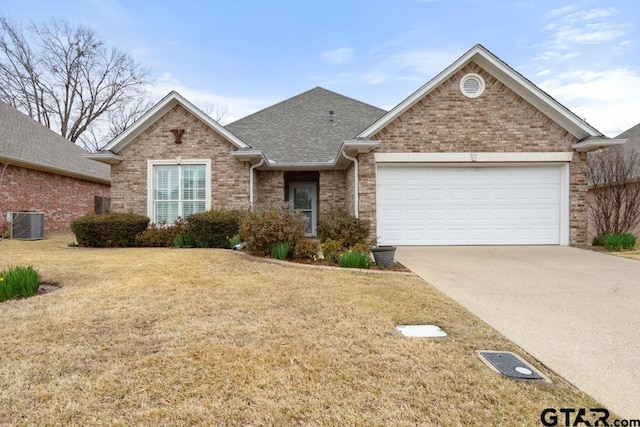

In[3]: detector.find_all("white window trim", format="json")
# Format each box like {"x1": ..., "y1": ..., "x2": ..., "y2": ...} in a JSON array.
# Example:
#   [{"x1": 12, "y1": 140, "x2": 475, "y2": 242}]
[{"x1": 147, "y1": 159, "x2": 212, "y2": 223}]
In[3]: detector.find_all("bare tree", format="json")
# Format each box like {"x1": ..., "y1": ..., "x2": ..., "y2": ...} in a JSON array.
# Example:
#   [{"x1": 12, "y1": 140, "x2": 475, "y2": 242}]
[
  {"x1": 196, "y1": 99, "x2": 228, "y2": 122},
  {"x1": 80, "y1": 97, "x2": 155, "y2": 151},
  {"x1": 0, "y1": 16, "x2": 150, "y2": 145},
  {"x1": 587, "y1": 146, "x2": 640, "y2": 237}
]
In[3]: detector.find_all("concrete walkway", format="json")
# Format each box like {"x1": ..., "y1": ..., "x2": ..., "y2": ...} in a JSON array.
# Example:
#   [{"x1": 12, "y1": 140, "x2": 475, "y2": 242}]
[{"x1": 396, "y1": 246, "x2": 640, "y2": 419}]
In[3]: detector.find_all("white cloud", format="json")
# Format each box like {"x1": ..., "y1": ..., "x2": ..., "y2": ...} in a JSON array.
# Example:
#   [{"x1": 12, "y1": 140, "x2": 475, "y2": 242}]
[
  {"x1": 538, "y1": 6, "x2": 628, "y2": 59},
  {"x1": 539, "y1": 68, "x2": 640, "y2": 136},
  {"x1": 321, "y1": 47, "x2": 356, "y2": 65},
  {"x1": 145, "y1": 74, "x2": 271, "y2": 124}
]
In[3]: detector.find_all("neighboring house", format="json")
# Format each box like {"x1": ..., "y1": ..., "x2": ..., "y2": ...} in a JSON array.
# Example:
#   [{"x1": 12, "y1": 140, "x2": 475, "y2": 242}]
[
  {"x1": 587, "y1": 122, "x2": 640, "y2": 240},
  {"x1": 91, "y1": 44, "x2": 623, "y2": 246},
  {"x1": 0, "y1": 100, "x2": 111, "y2": 234}
]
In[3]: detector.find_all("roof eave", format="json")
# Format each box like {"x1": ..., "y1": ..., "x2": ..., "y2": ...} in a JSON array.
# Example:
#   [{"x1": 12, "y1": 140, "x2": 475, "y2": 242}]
[
  {"x1": 572, "y1": 137, "x2": 627, "y2": 152},
  {"x1": 341, "y1": 139, "x2": 381, "y2": 155},
  {"x1": 0, "y1": 155, "x2": 111, "y2": 184},
  {"x1": 230, "y1": 150, "x2": 267, "y2": 165},
  {"x1": 85, "y1": 152, "x2": 124, "y2": 165}
]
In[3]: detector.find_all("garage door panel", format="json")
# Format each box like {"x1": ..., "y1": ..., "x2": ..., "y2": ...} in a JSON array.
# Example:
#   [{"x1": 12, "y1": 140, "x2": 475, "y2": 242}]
[{"x1": 377, "y1": 165, "x2": 562, "y2": 245}]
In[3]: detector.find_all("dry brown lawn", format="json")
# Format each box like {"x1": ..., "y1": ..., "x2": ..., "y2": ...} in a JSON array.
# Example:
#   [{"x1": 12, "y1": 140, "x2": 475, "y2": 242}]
[
  {"x1": 611, "y1": 251, "x2": 640, "y2": 261},
  {"x1": 0, "y1": 234, "x2": 601, "y2": 425}
]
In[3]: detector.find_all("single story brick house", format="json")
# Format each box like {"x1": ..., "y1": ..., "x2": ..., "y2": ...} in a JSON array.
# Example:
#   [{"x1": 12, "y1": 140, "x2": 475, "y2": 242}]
[
  {"x1": 0, "y1": 100, "x2": 111, "y2": 235},
  {"x1": 91, "y1": 44, "x2": 624, "y2": 246}
]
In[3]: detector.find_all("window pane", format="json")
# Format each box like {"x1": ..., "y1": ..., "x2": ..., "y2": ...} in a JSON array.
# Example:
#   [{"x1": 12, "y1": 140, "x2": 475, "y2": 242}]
[
  {"x1": 300, "y1": 211, "x2": 312, "y2": 234},
  {"x1": 294, "y1": 188, "x2": 312, "y2": 210},
  {"x1": 153, "y1": 164, "x2": 206, "y2": 224},
  {"x1": 155, "y1": 201, "x2": 179, "y2": 224}
]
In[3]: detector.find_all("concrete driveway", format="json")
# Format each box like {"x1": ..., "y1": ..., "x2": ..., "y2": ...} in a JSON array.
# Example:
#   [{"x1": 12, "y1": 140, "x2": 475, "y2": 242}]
[{"x1": 396, "y1": 246, "x2": 640, "y2": 419}]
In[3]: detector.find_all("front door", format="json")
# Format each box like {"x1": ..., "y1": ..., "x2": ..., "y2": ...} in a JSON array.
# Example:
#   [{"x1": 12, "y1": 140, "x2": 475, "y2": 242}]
[{"x1": 289, "y1": 183, "x2": 317, "y2": 237}]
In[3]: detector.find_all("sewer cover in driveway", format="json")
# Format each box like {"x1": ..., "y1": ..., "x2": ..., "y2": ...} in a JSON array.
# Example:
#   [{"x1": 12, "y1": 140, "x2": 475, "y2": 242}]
[
  {"x1": 477, "y1": 351, "x2": 548, "y2": 381},
  {"x1": 396, "y1": 325, "x2": 447, "y2": 338}
]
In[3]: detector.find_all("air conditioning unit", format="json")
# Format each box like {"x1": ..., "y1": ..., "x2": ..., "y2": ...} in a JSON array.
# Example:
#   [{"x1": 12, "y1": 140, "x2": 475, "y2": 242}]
[{"x1": 9, "y1": 212, "x2": 45, "y2": 240}]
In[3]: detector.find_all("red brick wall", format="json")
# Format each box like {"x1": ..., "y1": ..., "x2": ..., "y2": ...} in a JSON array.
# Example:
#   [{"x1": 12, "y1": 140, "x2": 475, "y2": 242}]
[
  {"x1": 0, "y1": 164, "x2": 110, "y2": 233},
  {"x1": 358, "y1": 62, "x2": 586, "y2": 245}
]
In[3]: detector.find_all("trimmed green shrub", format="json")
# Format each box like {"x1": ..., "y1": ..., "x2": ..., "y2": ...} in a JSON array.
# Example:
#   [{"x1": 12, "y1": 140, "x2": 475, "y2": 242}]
[
  {"x1": 338, "y1": 249, "x2": 371, "y2": 269},
  {"x1": 240, "y1": 204, "x2": 306, "y2": 257},
  {"x1": 71, "y1": 213, "x2": 149, "y2": 247},
  {"x1": 318, "y1": 208, "x2": 371, "y2": 248},
  {"x1": 0, "y1": 265, "x2": 40, "y2": 302},
  {"x1": 293, "y1": 238, "x2": 320, "y2": 259},
  {"x1": 271, "y1": 242, "x2": 290, "y2": 260},
  {"x1": 186, "y1": 210, "x2": 243, "y2": 248},
  {"x1": 603, "y1": 233, "x2": 637, "y2": 251}
]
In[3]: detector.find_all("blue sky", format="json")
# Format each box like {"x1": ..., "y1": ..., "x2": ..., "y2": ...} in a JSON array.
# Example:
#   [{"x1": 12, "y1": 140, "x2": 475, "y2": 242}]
[{"x1": 2, "y1": 0, "x2": 639, "y2": 136}]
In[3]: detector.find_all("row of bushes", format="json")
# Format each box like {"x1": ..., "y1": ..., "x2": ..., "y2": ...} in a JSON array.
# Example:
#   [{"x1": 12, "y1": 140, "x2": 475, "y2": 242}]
[
  {"x1": 69, "y1": 206, "x2": 375, "y2": 267},
  {"x1": 71, "y1": 210, "x2": 241, "y2": 249},
  {"x1": 0, "y1": 265, "x2": 40, "y2": 302}
]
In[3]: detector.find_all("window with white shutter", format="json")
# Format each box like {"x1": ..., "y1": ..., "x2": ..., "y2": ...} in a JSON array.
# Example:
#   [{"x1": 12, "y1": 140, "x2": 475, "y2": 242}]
[{"x1": 148, "y1": 160, "x2": 211, "y2": 224}]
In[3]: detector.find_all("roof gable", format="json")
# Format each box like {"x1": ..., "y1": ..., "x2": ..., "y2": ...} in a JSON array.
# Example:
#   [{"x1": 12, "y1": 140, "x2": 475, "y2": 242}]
[
  {"x1": 358, "y1": 44, "x2": 603, "y2": 140},
  {"x1": 225, "y1": 87, "x2": 386, "y2": 164},
  {"x1": 0, "y1": 100, "x2": 110, "y2": 183},
  {"x1": 102, "y1": 91, "x2": 249, "y2": 154}
]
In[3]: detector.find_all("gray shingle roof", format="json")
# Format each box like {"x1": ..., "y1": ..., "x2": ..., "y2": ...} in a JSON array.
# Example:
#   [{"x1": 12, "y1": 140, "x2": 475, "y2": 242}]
[
  {"x1": 0, "y1": 100, "x2": 110, "y2": 183},
  {"x1": 617, "y1": 122, "x2": 640, "y2": 177},
  {"x1": 225, "y1": 87, "x2": 386, "y2": 164}
]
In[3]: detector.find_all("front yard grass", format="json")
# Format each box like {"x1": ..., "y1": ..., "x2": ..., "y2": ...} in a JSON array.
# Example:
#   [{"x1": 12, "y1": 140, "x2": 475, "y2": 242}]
[{"x1": 0, "y1": 234, "x2": 601, "y2": 425}]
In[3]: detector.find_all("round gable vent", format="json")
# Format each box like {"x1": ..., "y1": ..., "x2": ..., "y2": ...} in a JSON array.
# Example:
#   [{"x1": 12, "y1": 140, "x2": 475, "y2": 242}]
[{"x1": 460, "y1": 73, "x2": 485, "y2": 98}]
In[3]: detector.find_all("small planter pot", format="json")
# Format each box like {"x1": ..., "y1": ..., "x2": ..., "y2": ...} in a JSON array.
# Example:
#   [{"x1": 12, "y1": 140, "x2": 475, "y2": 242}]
[{"x1": 371, "y1": 245, "x2": 397, "y2": 268}]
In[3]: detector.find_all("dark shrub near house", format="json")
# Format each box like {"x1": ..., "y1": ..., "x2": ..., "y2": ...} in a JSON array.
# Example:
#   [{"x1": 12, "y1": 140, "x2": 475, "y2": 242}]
[
  {"x1": 186, "y1": 210, "x2": 243, "y2": 248},
  {"x1": 240, "y1": 205, "x2": 306, "y2": 257},
  {"x1": 318, "y1": 208, "x2": 371, "y2": 249},
  {"x1": 136, "y1": 223, "x2": 183, "y2": 247},
  {"x1": 71, "y1": 213, "x2": 149, "y2": 247}
]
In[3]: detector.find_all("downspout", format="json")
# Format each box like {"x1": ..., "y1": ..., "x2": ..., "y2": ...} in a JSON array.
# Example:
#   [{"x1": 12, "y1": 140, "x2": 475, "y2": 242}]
[
  {"x1": 249, "y1": 158, "x2": 264, "y2": 211},
  {"x1": 342, "y1": 151, "x2": 359, "y2": 218}
]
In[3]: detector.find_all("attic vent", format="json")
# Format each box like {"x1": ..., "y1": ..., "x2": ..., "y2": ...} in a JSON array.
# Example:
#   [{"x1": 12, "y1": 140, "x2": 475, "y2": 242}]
[{"x1": 460, "y1": 73, "x2": 485, "y2": 98}]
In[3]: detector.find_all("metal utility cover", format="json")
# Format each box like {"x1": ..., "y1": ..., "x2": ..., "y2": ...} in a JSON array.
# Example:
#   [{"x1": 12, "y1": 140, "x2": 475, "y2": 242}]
[
  {"x1": 396, "y1": 325, "x2": 447, "y2": 338},
  {"x1": 477, "y1": 351, "x2": 547, "y2": 381}
]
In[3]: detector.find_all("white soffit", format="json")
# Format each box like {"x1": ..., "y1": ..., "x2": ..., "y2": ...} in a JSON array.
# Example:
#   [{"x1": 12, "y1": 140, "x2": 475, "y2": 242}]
[{"x1": 374, "y1": 152, "x2": 574, "y2": 163}]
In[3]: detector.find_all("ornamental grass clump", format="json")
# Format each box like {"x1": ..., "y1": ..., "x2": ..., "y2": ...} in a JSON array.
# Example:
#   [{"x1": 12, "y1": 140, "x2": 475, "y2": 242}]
[
  {"x1": 603, "y1": 233, "x2": 637, "y2": 251},
  {"x1": 271, "y1": 242, "x2": 290, "y2": 260},
  {"x1": 0, "y1": 265, "x2": 40, "y2": 302},
  {"x1": 337, "y1": 249, "x2": 371, "y2": 269}
]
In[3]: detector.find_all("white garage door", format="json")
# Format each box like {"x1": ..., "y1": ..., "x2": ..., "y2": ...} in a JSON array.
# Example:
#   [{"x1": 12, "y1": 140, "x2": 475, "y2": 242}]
[{"x1": 376, "y1": 165, "x2": 563, "y2": 245}]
